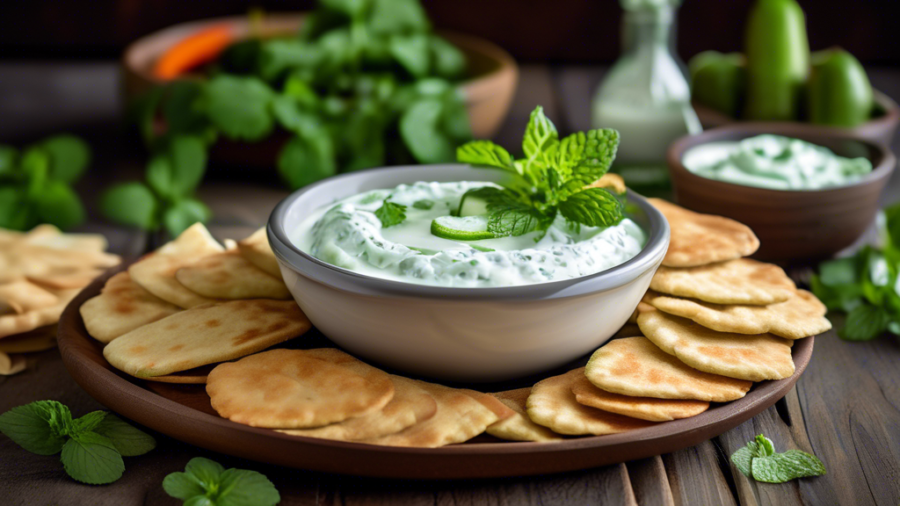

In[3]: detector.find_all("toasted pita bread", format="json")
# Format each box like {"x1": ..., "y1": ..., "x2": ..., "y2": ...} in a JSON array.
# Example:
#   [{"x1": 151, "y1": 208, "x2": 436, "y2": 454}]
[
  {"x1": 650, "y1": 259, "x2": 795, "y2": 305},
  {"x1": 281, "y1": 375, "x2": 437, "y2": 441},
  {"x1": 487, "y1": 388, "x2": 563, "y2": 442},
  {"x1": 81, "y1": 272, "x2": 182, "y2": 343},
  {"x1": 175, "y1": 250, "x2": 290, "y2": 300},
  {"x1": 21, "y1": 225, "x2": 107, "y2": 252},
  {"x1": 0, "y1": 280, "x2": 58, "y2": 315},
  {"x1": 0, "y1": 242, "x2": 119, "y2": 284},
  {"x1": 128, "y1": 223, "x2": 224, "y2": 308},
  {"x1": 0, "y1": 288, "x2": 79, "y2": 339},
  {"x1": 572, "y1": 373, "x2": 709, "y2": 422},
  {"x1": 649, "y1": 199, "x2": 759, "y2": 267},
  {"x1": 638, "y1": 309, "x2": 795, "y2": 381},
  {"x1": 526, "y1": 369, "x2": 655, "y2": 436},
  {"x1": 237, "y1": 227, "x2": 280, "y2": 277},
  {"x1": 363, "y1": 381, "x2": 500, "y2": 448},
  {"x1": 585, "y1": 337, "x2": 752, "y2": 402},
  {"x1": 103, "y1": 299, "x2": 310, "y2": 379},
  {"x1": 0, "y1": 326, "x2": 56, "y2": 353},
  {"x1": 207, "y1": 348, "x2": 394, "y2": 429},
  {"x1": 0, "y1": 351, "x2": 26, "y2": 375},
  {"x1": 643, "y1": 290, "x2": 830, "y2": 339}
]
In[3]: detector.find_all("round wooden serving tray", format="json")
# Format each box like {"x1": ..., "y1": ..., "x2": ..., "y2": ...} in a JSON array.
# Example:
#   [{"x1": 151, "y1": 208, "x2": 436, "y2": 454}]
[{"x1": 58, "y1": 266, "x2": 814, "y2": 479}]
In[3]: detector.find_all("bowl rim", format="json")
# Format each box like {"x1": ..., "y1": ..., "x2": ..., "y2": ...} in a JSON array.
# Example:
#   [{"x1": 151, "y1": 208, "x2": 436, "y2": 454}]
[
  {"x1": 267, "y1": 164, "x2": 670, "y2": 301},
  {"x1": 122, "y1": 12, "x2": 518, "y2": 93},
  {"x1": 666, "y1": 123, "x2": 897, "y2": 196}
]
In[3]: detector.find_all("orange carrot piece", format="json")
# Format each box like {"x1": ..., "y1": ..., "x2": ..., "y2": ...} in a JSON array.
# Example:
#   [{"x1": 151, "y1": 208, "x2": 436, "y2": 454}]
[{"x1": 153, "y1": 24, "x2": 236, "y2": 80}]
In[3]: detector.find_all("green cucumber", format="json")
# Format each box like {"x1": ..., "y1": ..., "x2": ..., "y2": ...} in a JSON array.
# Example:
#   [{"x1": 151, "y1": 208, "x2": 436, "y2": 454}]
[
  {"x1": 744, "y1": 0, "x2": 809, "y2": 121},
  {"x1": 456, "y1": 194, "x2": 488, "y2": 217},
  {"x1": 690, "y1": 51, "x2": 746, "y2": 118},
  {"x1": 808, "y1": 49, "x2": 873, "y2": 127},
  {"x1": 430, "y1": 215, "x2": 495, "y2": 240}
]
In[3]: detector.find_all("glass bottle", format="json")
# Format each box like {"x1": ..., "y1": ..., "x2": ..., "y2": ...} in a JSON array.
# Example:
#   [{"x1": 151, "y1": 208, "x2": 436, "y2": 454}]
[{"x1": 591, "y1": 0, "x2": 701, "y2": 193}]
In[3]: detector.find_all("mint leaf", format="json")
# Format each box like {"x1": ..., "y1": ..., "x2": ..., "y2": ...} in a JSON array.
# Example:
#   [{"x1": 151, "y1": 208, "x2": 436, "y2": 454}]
[
  {"x1": 163, "y1": 198, "x2": 212, "y2": 238},
  {"x1": 146, "y1": 155, "x2": 175, "y2": 198},
  {"x1": 751, "y1": 450, "x2": 826, "y2": 483},
  {"x1": 34, "y1": 180, "x2": 86, "y2": 230},
  {"x1": 819, "y1": 257, "x2": 858, "y2": 286},
  {"x1": 839, "y1": 304, "x2": 891, "y2": 341},
  {"x1": 0, "y1": 402, "x2": 68, "y2": 455},
  {"x1": 412, "y1": 199, "x2": 434, "y2": 210},
  {"x1": 72, "y1": 411, "x2": 108, "y2": 436},
  {"x1": 369, "y1": 0, "x2": 430, "y2": 35},
  {"x1": 558, "y1": 187, "x2": 623, "y2": 228},
  {"x1": 390, "y1": 34, "x2": 431, "y2": 78},
  {"x1": 101, "y1": 182, "x2": 158, "y2": 229},
  {"x1": 277, "y1": 132, "x2": 336, "y2": 190},
  {"x1": 93, "y1": 414, "x2": 156, "y2": 457},
  {"x1": 400, "y1": 99, "x2": 455, "y2": 164},
  {"x1": 0, "y1": 145, "x2": 17, "y2": 177},
  {"x1": 163, "y1": 471, "x2": 207, "y2": 500},
  {"x1": 60, "y1": 432, "x2": 125, "y2": 485},
  {"x1": 271, "y1": 96, "x2": 319, "y2": 136},
  {"x1": 163, "y1": 81, "x2": 208, "y2": 136},
  {"x1": 731, "y1": 446, "x2": 754, "y2": 477},
  {"x1": 39, "y1": 135, "x2": 91, "y2": 184},
  {"x1": 754, "y1": 434, "x2": 776, "y2": 457},
  {"x1": 430, "y1": 35, "x2": 465, "y2": 79},
  {"x1": 520, "y1": 106, "x2": 559, "y2": 182},
  {"x1": 457, "y1": 141, "x2": 515, "y2": 171},
  {"x1": 375, "y1": 200, "x2": 407, "y2": 228},
  {"x1": 216, "y1": 468, "x2": 281, "y2": 506},
  {"x1": 202, "y1": 76, "x2": 274, "y2": 141},
  {"x1": 487, "y1": 205, "x2": 543, "y2": 237},
  {"x1": 168, "y1": 136, "x2": 207, "y2": 196}
]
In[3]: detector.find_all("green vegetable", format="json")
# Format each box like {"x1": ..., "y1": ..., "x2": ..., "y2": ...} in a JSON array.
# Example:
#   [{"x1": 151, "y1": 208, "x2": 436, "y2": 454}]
[
  {"x1": 132, "y1": 0, "x2": 471, "y2": 204},
  {"x1": 808, "y1": 49, "x2": 873, "y2": 127},
  {"x1": 730, "y1": 434, "x2": 826, "y2": 483},
  {"x1": 0, "y1": 400, "x2": 155, "y2": 485},
  {"x1": 374, "y1": 199, "x2": 407, "y2": 227},
  {"x1": 101, "y1": 135, "x2": 211, "y2": 238},
  {"x1": 811, "y1": 200, "x2": 900, "y2": 341},
  {"x1": 451, "y1": 106, "x2": 625, "y2": 239},
  {"x1": 689, "y1": 51, "x2": 746, "y2": 118},
  {"x1": 163, "y1": 457, "x2": 280, "y2": 506},
  {"x1": 0, "y1": 135, "x2": 90, "y2": 231},
  {"x1": 430, "y1": 215, "x2": 495, "y2": 240},
  {"x1": 743, "y1": 0, "x2": 809, "y2": 121}
]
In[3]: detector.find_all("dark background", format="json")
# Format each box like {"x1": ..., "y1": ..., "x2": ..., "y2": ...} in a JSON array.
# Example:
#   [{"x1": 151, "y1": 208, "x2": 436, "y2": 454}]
[{"x1": 1, "y1": 0, "x2": 898, "y2": 64}]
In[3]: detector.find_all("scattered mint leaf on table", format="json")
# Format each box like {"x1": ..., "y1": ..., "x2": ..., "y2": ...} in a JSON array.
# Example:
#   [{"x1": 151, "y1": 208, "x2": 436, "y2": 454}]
[
  {"x1": 730, "y1": 434, "x2": 825, "y2": 483},
  {"x1": 0, "y1": 400, "x2": 155, "y2": 485},
  {"x1": 163, "y1": 457, "x2": 280, "y2": 506}
]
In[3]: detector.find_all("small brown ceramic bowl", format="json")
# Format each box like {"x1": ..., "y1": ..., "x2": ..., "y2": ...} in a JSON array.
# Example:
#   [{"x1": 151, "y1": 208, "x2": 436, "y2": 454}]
[
  {"x1": 122, "y1": 13, "x2": 518, "y2": 145},
  {"x1": 667, "y1": 124, "x2": 896, "y2": 262},
  {"x1": 692, "y1": 90, "x2": 900, "y2": 146}
]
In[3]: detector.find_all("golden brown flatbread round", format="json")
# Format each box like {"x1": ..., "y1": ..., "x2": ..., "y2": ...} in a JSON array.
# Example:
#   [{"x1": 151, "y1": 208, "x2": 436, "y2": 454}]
[
  {"x1": 237, "y1": 227, "x2": 281, "y2": 277},
  {"x1": 649, "y1": 199, "x2": 759, "y2": 267},
  {"x1": 650, "y1": 259, "x2": 795, "y2": 306},
  {"x1": 81, "y1": 272, "x2": 182, "y2": 343},
  {"x1": 207, "y1": 348, "x2": 395, "y2": 429},
  {"x1": 572, "y1": 373, "x2": 709, "y2": 422},
  {"x1": 175, "y1": 249, "x2": 290, "y2": 300},
  {"x1": 487, "y1": 388, "x2": 563, "y2": 442},
  {"x1": 585, "y1": 336, "x2": 752, "y2": 401}
]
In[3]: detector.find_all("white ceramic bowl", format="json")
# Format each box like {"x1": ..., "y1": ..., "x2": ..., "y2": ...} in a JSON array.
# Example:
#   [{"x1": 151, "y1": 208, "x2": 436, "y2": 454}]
[{"x1": 268, "y1": 165, "x2": 670, "y2": 382}]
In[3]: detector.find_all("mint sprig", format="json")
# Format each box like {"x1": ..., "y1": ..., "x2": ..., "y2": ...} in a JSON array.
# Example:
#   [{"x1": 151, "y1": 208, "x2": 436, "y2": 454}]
[
  {"x1": 163, "y1": 457, "x2": 280, "y2": 506},
  {"x1": 730, "y1": 434, "x2": 826, "y2": 483},
  {"x1": 374, "y1": 198, "x2": 407, "y2": 228},
  {"x1": 454, "y1": 106, "x2": 624, "y2": 238},
  {"x1": 0, "y1": 134, "x2": 90, "y2": 231},
  {"x1": 0, "y1": 400, "x2": 156, "y2": 485}
]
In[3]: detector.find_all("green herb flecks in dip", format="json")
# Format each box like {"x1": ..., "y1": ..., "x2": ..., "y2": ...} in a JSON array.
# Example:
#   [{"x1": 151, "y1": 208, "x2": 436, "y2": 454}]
[
  {"x1": 682, "y1": 134, "x2": 873, "y2": 190},
  {"x1": 294, "y1": 182, "x2": 646, "y2": 287}
]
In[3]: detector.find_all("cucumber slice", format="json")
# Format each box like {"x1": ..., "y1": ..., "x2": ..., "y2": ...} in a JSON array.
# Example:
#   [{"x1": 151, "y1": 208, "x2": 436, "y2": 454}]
[
  {"x1": 457, "y1": 195, "x2": 489, "y2": 217},
  {"x1": 430, "y1": 215, "x2": 495, "y2": 241}
]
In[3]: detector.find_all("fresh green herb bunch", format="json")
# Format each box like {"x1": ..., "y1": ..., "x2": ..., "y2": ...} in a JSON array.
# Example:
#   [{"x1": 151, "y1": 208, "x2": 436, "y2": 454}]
[
  {"x1": 811, "y1": 201, "x2": 900, "y2": 341},
  {"x1": 449, "y1": 106, "x2": 624, "y2": 237},
  {"x1": 731, "y1": 434, "x2": 826, "y2": 483},
  {"x1": 101, "y1": 135, "x2": 212, "y2": 238},
  {"x1": 163, "y1": 457, "x2": 280, "y2": 506},
  {"x1": 0, "y1": 135, "x2": 90, "y2": 231},
  {"x1": 0, "y1": 400, "x2": 156, "y2": 485}
]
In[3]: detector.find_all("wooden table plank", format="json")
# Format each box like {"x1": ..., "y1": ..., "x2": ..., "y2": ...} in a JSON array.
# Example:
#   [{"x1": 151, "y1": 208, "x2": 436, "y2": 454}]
[
  {"x1": 663, "y1": 440, "x2": 738, "y2": 506},
  {"x1": 627, "y1": 456, "x2": 675, "y2": 506}
]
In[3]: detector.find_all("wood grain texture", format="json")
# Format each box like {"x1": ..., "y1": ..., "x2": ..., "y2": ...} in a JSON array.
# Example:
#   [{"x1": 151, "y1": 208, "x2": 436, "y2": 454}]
[{"x1": 2, "y1": 62, "x2": 900, "y2": 506}]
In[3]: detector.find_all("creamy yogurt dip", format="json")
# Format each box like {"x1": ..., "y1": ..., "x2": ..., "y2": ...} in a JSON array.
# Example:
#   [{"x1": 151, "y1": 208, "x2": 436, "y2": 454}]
[
  {"x1": 682, "y1": 134, "x2": 873, "y2": 190},
  {"x1": 293, "y1": 181, "x2": 646, "y2": 287}
]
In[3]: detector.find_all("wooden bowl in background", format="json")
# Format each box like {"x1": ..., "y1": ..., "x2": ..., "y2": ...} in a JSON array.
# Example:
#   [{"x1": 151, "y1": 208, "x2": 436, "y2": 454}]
[
  {"x1": 122, "y1": 14, "x2": 519, "y2": 166},
  {"x1": 667, "y1": 124, "x2": 896, "y2": 262},
  {"x1": 692, "y1": 90, "x2": 900, "y2": 147}
]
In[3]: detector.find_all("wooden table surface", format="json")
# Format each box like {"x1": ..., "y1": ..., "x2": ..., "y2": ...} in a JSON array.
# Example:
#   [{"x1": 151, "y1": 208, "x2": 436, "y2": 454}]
[{"x1": 1, "y1": 62, "x2": 899, "y2": 506}]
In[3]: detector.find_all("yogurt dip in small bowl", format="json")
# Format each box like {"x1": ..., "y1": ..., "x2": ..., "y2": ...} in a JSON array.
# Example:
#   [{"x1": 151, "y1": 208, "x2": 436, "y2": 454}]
[
  {"x1": 667, "y1": 125, "x2": 895, "y2": 261},
  {"x1": 268, "y1": 164, "x2": 669, "y2": 382}
]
